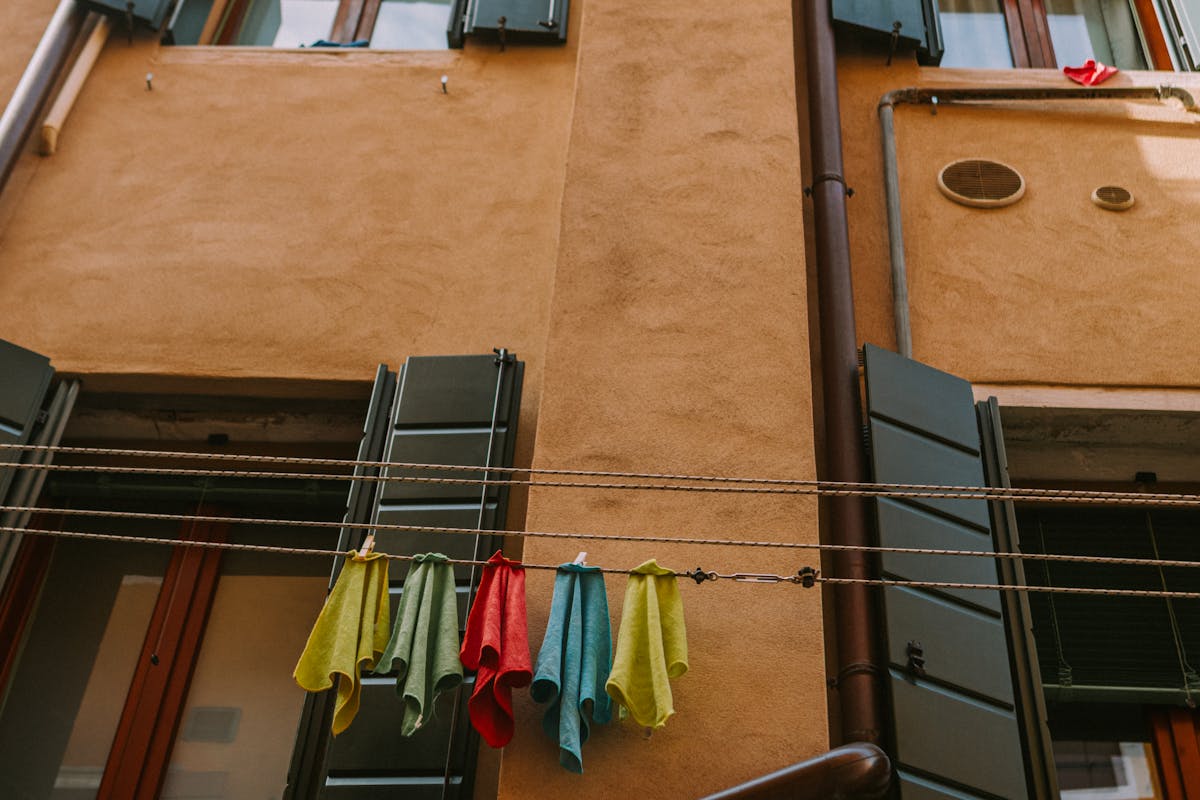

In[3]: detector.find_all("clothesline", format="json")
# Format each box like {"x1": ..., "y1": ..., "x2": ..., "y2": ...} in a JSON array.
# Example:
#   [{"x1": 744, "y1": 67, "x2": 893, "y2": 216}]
[
  {"x1": 4, "y1": 504, "x2": 1200, "y2": 572},
  {"x1": 3, "y1": 523, "x2": 1199, "y2": 599},
  {"x1": 4, "y1": 445, "x2": 1200, "y2": 506}
]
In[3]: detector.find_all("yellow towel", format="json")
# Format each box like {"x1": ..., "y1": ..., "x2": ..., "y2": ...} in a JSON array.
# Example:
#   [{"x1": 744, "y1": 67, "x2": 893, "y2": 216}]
[
  {"x1": 605, "y1": 559, "x2": 688, "y2": 729},
  {"x1": 294, "y1": 552, "x2": 390, "y2": 735}
]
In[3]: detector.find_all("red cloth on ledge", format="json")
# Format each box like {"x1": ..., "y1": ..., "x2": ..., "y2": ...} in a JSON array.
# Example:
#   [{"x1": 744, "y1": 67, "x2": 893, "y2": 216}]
[
  {"x1": 460, "y1": 550, "x2": 532, "y2": 748},
  {"x1": 1063, "y1": 59, "x2": 1118, "y2": 86}
]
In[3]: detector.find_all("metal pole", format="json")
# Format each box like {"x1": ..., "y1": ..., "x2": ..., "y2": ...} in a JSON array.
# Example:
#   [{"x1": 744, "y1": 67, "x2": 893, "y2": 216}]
[{"x1": 803, "y1": 0, "x2": 882, "y2": 746}]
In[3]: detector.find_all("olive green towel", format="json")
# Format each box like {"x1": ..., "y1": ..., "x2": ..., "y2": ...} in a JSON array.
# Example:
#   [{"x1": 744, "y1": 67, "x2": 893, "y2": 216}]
[
  {"x1": 605, "y1": 559, "x2": 688, "y2": 729},
  {"x1": 294, "y1": 552, "x2": 390, "y2": 736},
  {"x1": 375, "y1": 553, "x2": 464, "y2": 736}
]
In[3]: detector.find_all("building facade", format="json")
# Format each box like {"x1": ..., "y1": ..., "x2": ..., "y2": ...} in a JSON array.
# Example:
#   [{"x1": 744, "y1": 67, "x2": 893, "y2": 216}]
[{"x1": 0, "y1": 0, "x2": 1198, "y2": 797}]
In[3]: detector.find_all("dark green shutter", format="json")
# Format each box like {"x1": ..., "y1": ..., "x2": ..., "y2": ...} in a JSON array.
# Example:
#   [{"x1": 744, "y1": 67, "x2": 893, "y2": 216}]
[
  {"x1": 831, "y1": 0, "x2": 944, "y2": 64},
  {"x1": 85, "y1": 0, "x2": 175, "y2": 28},
  {"x1": 286, "y1": 353, "x2": 523, "y2": 800},
  {"x1": 0, "y1": 340, "x2": 54, "y2": 504},
  {"x1": 0, "y1": 341, "x2": 79, "y2": 593},
  {"x1": 863, "y1": 344, "x2": 1030, "y2": 799},
  {"x1": 462, "y1": 0, "x2": 570, "y2": 43}
]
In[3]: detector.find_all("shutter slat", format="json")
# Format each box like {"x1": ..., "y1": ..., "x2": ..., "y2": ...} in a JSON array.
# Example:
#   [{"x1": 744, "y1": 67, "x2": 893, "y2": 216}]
[{"x1": 890, "y1": 673, "x2": 1026, "y2": 798}]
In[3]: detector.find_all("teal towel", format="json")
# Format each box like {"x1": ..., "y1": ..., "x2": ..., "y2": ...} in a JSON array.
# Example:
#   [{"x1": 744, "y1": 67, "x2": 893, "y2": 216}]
[
  {"x1": 530, "y1": 563, "x2": 613, "y2": 773},
  {"x1": 374, "y1": 553, "x2": 463, "y2": 736}
]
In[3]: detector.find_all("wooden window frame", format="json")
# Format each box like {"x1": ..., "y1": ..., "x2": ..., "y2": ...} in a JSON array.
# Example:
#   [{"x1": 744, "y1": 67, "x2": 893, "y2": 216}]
[{"x1": 998, "y1": 0, "x2": 1175, "y2": 69}]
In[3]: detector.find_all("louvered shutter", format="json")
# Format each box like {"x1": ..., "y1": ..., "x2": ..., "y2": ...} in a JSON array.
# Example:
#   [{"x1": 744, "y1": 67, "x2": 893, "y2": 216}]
[
  {"x1": 831, "y1": 0, "x2": 944, "y2": 64},
  {"x1": 0, "y1": 340, "x2": 53, "y2": 503},
  {"x1": 85, "y1": 0, "x2": 175, "y2": 28},
  {"x1": 0, "y1": 340, "x2": 79, "y2": 591},
  {"x1": 286, "y1": 352, "x2": 523, "y2": 800},
  {"x1": 863, "y1": 344, "x2": 1032, "y2": 799}
]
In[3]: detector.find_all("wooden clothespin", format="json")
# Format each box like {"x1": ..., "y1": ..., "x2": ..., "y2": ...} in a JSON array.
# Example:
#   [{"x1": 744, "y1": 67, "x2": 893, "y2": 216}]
[
  {"x1": 573, "y1": 551, "x2": 587, "y2": 565},
  {"x1": 357, "y1": 532, "x2": 376, "y2": 559}
]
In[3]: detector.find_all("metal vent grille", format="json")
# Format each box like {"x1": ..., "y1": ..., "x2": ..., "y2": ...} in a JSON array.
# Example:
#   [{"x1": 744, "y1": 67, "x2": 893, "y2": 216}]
[
  {"x1": 1092, "y1": 185, "x2": 1135, "y2": 211},
  {"x1": 937, "y1": 159, "x2": 1026, "y2": 208}
]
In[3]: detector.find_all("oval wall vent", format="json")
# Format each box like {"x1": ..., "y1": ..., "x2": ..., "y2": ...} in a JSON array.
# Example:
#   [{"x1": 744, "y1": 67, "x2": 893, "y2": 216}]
[
  {"x1": 937, "y1": 159, "x2": 1026, "y2": 208},
  {"x1": 1092, "y1": 185, "x2": 1135, "y2": 211}
]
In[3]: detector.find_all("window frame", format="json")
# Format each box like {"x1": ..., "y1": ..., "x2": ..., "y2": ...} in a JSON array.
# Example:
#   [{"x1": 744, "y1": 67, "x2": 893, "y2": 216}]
[
  {"x1": 193, "y1": 0, "x2": 464, "y2": 47},
  {"x1": 994, "y1": 0, "x2": 1175, "y2": 68}
]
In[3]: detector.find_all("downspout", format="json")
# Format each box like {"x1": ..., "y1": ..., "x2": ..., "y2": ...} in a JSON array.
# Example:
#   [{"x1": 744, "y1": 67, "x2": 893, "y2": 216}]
[
  {"x1": 803, "y1": 0, "x2": 883, "y2": 747},
  {"x1": 879, "y1": 85, "x2": 1197, "y2": 358},
  {"x1": 0, "y1": 0, "x2": 87, "y2": 194}
]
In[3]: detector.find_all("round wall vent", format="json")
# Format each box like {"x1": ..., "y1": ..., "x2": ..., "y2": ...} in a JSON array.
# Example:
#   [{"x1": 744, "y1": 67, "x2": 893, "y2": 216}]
[
  {"x1": 937, "y1": 159, "x2": 1026, "y2": 208},
  {"x1": 1092, "y1": 185, "x2": 1135, "y2": 211}
]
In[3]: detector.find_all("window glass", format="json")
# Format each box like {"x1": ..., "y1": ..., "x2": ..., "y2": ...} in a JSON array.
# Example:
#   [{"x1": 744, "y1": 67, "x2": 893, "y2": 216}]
[
  {"x1": 371, "y1": 0, "x2": 452, "y2": 50},
  {"x1": 164, "y1": 524, "x2": 334, "y2": 799},
  {"x1": 1046, "y1": 0, "x2": 1149, "y2": 69},
  {"x1": 0, "y1": 538, "x2": 170, "y2": 799},
  {"x1": 937, "y1": 0, "x2": 1016, "y2": 68},
  {"x1": 240, "y1": 0, "x2": 340, "y2": 47},
  {"x1": 1054, "y1": 740, "x2": 1162, "y2": 798}
]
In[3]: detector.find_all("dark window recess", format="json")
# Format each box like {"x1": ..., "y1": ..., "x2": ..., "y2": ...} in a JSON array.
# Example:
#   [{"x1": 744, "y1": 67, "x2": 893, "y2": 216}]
[
  {"x1": 832, "y1": 0, "x2": 944, "y2": 65},
  {"x1": 285, "y1": 352, "x2": 524, "y2": 800},
  {"x1": 1019, "y1": 507, "x2": 1200, "y2": 705}
]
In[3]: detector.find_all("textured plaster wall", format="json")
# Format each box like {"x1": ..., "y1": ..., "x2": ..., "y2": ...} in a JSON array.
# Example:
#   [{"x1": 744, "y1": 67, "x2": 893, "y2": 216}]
[
  {"x1": 838, "y1": 49, "x2": 1200, "y2": 388},
  {"x1": 499, "y1": 0, "x2": 827, "y2": 797},
  {"x1": 0, "y1": 27, "x2": 578, "y2": 395}
]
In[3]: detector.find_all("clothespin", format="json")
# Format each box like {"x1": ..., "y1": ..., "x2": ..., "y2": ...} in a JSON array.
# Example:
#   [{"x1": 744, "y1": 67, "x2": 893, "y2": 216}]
[
  {"x1": 573, "y1": 551, "x2": 587, "y2": 565},
  {"x1": 357, "y1": 532, "x2": 376, "y2": 559}
]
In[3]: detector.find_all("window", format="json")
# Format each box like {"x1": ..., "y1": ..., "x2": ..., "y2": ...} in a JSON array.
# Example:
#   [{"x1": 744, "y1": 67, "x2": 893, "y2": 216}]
[
  {"x1": 834, "y1": 0, "x2": 1196, "y2": 69},
  {"x1": 940, "y1": 0, "x2": 1190, "y2": 69},
  {"x1": 168, "y1": 0, "x2": 455, "y2": 48}
]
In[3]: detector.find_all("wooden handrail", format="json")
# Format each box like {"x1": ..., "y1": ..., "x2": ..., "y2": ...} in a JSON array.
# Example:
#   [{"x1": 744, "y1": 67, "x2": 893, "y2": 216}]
[{"x1": 700, "y1": 743, "x2": 891, "y2": 800}]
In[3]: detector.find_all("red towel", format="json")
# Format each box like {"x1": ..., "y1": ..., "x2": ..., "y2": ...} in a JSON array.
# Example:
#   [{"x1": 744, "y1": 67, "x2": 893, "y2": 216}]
[
  {"x1": 460, "y1": 550, "x2": 532, "y2": 747},
  {"x1": 1063, "y1": 59, "x2": 1118, "y2": 86}
]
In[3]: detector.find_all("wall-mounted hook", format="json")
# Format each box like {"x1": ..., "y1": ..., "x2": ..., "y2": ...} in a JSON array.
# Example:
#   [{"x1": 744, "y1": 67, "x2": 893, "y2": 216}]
[
  {"x1": 886, "y1": 21, "x2": 902, "y2": 66},
  {"x1": 145, "y1": 72, "x2": 153, "y2": 91},
  {"x1": 441, "y1": 74, "x2": 448, "y2": 94}
]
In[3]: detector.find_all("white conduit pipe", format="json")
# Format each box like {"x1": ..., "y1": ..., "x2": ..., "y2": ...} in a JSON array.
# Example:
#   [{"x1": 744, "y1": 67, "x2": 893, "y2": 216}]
[{"x1": 0, "y1": 0, "x2": 85, "y2": 192}]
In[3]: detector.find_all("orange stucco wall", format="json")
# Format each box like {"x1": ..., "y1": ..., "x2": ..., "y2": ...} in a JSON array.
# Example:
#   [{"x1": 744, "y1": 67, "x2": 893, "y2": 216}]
[
  {"x1": 836, "y1": 47, "x2": 1200, "y2": 388},
  {"x1": 0, "y1": 26, "x2": 578, "y2": 392},
  {"x1": 1, "y1": 0, "x2": 827, "y2": 795},
  {"x1": 500, "y1": 0, "x2": 826, "y2": 796}
]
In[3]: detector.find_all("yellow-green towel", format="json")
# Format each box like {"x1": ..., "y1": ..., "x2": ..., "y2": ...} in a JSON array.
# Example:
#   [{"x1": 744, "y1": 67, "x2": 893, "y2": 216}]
[
  {"x1": 294, "y1": 552, "x2": 390, "y2": 735},
  {"x1": 604, "y1": 559, "x2": 688, "y2": 729}
]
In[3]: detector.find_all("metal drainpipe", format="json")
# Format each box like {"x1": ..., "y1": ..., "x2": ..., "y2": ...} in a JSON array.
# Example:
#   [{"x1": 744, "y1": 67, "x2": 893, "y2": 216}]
[
  {"x1": 879, "y1": 85, "x2": 1197, "y2": 359},
  {"x1": 0, "y1": 0, "x2": 87, "y2": 195},
  {"x1": 803, "y1": 1, "x2": 882, "y2": 746}
]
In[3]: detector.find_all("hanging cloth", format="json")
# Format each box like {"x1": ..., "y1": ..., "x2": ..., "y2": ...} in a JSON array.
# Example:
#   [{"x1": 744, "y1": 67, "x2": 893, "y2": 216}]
[
  {"x1": 460, "y1": 550, "x2": 533, "y2": 748},
  {"x1": 605, "y1": 559, "x2": 688, "y2": 729},
  {"x1": 374, "y1": 553, "x2": 463, "y2": 736},
  {"x1": 531, "y1": 562, "x2": 613, "y2": 772},
  {"x1": 1063, "y1": 59, "x2": 1118, "y2": 86},
  {"x1": 293, "y1": 552, "x2": 390, "y2": 736}
]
